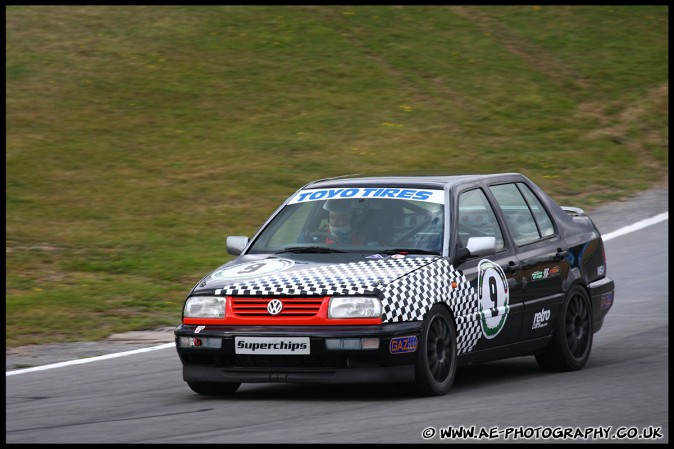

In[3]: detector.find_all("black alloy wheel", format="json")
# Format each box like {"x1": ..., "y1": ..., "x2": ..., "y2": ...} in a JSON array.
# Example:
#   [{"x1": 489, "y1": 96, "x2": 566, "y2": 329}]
[
  {"x1": 411, "y1": 305, "x2": 457, "y2": 396},
  {"x1": 535, "y1": 285, "x2": 593, "y2": 372}
]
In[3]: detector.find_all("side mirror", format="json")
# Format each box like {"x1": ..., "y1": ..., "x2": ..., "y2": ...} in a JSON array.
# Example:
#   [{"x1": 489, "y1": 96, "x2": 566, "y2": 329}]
[
  {"x1": 226, "y1": 236, "x2": 249, "y2": 256},
  {"x1": 455, "y1": 236, "x2": 497, "y2": 264},
  {"x1": 466, "y1": 236, "x2": 497, "y2": 257}
]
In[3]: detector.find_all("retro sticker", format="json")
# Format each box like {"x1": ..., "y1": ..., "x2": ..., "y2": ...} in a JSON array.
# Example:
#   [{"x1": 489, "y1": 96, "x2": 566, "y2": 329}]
[
  {"x1": 477, "y1": 259, "x2": 509, "y2": 339},
  {"x1": 211, "y1": 258, "x2": 295, "y2": 280},
  {"x1": 532, "y1": 308, "x2": 551, "y2": 329}
]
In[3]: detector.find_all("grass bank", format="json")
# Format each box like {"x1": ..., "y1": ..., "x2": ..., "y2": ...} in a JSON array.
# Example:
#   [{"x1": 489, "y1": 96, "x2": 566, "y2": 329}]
[{"x1": 6, "y1": 5, "x2": 668, "y2": 347}]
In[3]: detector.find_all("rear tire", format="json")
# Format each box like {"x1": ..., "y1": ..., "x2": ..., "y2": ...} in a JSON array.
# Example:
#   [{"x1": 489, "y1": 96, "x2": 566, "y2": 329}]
[
  {"x1": 187, "y1": 382, "x2": 241, "y2": 396},
  {"x1": 411, "y1": 305, "x2": 457, "y2": 396},
  {"x1": 536, "y1": 285, "x2": 593, "y2": 372}
]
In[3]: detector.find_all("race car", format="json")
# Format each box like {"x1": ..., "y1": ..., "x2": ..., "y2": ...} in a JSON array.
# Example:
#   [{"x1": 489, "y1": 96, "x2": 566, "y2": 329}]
[{"x1": 175, "y1": 173, "x2": 615, "y2": 396}]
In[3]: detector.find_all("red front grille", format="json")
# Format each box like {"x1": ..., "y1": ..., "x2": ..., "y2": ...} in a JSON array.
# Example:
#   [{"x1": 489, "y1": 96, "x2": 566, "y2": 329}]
[{"x1": 231, "y1": 297, "x2": 325, "y2": 317}]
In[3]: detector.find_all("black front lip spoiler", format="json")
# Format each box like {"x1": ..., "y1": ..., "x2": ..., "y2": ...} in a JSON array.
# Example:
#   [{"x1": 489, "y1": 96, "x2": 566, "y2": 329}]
[{"x1": 183, "y1": 364, "x2": 416, "y2": 384}]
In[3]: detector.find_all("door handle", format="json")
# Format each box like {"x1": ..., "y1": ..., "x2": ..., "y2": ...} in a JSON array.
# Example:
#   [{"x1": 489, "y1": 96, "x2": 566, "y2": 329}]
[
  {"x1": 505, "y1": 260, "x2": 519, "y2": 273},
  {"x1": 556, "y1": 248, "x2": 568, "y2": 260}
]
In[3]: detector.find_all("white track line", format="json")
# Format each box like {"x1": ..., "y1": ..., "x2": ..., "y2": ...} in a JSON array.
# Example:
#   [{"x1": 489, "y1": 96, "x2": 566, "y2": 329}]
[
  {"x1": 6, "y1": 211, "x2": 668, "y2": 377},
  {"x1": 6, "y1": 343, "x2": 174, "y2": 376},
  {"x1": 601, "y1": 212, "x2": 668, "y2": 242}
]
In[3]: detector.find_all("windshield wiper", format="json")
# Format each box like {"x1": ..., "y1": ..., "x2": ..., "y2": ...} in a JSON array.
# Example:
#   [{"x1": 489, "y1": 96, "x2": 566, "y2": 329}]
[
  {"x1": 380, "y1": 248, "x2": 441, "y2": 255},
  {"x1": 277, "y1": 246, "x2": 346, "y2": 254}
]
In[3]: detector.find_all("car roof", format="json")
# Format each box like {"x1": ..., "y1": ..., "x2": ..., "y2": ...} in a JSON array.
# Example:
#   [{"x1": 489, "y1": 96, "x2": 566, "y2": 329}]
[{"x1": 304, "y1": 173, "x2": 525, "y2": 189}]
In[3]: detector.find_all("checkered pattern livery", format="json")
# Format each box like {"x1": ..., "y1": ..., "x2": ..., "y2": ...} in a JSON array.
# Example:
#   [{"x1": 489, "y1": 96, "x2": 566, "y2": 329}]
[
  {"x1": 222, "y1": 258, "x2": 482, "y2": 354},
  {"x1": 221, "y1": 258, "x2": 434, "y2": 297},
  {"x1": 380, "y1": 259, "x2": 480, "y2": 354}
]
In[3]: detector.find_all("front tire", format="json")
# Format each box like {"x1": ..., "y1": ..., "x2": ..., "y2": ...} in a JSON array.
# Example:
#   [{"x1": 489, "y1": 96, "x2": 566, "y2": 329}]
[
  {"x1": 187, "y1": 382, "x2": 241, "y2": 396},
  {"x1": 536, "y1": 285, "x2": 593, "y2": 372},
  {"x1": 411, "y1": 305, "x2": 457, "y2": 396}
]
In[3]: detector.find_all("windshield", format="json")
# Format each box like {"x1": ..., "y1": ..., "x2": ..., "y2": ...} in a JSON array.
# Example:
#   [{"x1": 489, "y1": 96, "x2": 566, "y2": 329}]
[{"x1": 247, "y1": 187, "x2": 446, "y2": 254}]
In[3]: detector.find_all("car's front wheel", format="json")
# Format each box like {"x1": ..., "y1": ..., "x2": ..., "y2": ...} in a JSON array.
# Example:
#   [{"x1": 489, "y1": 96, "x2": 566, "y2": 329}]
[
  {"x1": 411, "y1": 305, "x2": 457, "y2": 396},
  {"x1": 187, "y1": 382, "x2": 241, "y2": 396},
  {"x1": 535, "y1": 285, "x2": 593, "y2": 371}
]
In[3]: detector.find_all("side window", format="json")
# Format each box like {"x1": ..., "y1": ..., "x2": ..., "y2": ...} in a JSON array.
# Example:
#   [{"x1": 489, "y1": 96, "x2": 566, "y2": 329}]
[
  {"x1": 489, "y1": 183, "x2": 547, "y2": 246},
  {"x1": 457, "y1": 189, "x2": 505, "y2": 252},
  {"x1": 267, "y1": 202, "x2": 315, "y2": 247},
  {"x1": 517, "y1": 182, "x2": 555, "y2": 238}
]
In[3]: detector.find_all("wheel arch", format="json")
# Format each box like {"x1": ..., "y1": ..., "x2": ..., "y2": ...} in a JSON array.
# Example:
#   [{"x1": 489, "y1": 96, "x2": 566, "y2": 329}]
[{"x1": 433, "y1": 300, "x2": 459, "y2": 330}]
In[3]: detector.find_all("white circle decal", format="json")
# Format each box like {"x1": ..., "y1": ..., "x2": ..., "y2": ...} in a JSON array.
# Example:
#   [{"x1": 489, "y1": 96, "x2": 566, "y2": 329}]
[
  {"x1": 211, "y1": 259, "x2": 295, "y2": 280},
  {"x1": 477, "y1": 259, "x2": 509, "y2": 339}
]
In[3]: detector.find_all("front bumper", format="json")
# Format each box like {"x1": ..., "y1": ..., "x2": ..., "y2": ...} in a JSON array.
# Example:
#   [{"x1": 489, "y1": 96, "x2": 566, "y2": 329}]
[
  {"x1": 174, "y1": 322, "x2": 423, "y2": 384},
  {"x1": 589, "y1": 276, "x2": 615, "y2": 333}
]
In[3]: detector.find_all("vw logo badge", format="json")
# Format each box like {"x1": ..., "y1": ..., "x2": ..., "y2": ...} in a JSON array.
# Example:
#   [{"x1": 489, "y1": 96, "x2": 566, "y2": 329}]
[{"x1": 267, "y1": 299, "x2": 283, "y2": 315}]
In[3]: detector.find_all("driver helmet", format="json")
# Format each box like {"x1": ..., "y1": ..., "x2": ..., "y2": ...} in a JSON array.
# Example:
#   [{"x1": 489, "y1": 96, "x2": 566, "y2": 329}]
[{"x1": 323, "y1": 200, "x2": 352, "y2": 235}]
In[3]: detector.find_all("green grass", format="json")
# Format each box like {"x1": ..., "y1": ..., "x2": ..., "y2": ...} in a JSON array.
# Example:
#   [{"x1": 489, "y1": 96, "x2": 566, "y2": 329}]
[{"x1": 6, "y1": 5, "x2": 668, "y2": 348}]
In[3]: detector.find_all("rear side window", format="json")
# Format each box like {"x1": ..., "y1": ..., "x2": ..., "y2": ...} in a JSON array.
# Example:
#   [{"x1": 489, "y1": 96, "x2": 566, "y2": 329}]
[
  {"x1": 517, "y1": 182, "x2": 555, "y2": 238},
  {"x1": 489, "y1": 183, "x2": 554, "y2": 246}
]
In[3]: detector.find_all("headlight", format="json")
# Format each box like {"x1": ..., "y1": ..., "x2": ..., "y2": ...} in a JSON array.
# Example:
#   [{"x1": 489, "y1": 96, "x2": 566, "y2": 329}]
[
  {"x1": 184, "y1": 296, "x2": 225, "y2": 318},
  {"x1": 328, "y1": 296, "x2": 382, "y2": 319}
]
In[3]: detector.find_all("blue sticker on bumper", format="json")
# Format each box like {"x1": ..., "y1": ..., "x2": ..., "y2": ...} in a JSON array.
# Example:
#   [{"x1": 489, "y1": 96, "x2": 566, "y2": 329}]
[
  {"x1": 600, "y1": 291, "x2": 614, "y2": 309},
  {"x1": 390, "y1": 335, "x2": 418, "y2": 354}
]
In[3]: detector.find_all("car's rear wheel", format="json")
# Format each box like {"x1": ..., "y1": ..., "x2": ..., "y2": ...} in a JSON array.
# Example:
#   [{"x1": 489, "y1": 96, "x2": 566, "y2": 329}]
[
  {"x1": 535, "y1": 285, "x2": 593, "y2": 371},
  {"x1": 187, "y1": 382, "x2": 241, "y2": 396},
  {"x1": 411, "y1": 305, "x2": 457, "y2": 396}
]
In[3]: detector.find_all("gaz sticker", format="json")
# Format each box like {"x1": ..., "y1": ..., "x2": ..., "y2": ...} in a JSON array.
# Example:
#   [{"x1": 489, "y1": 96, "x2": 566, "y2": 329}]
[
  {"x1": 211, "y1": 259, "x2": 295, "y2": 280},
  {"x1": 390, "y1": 336, "x2": 418, "y2": 354},
  {"x1": 477, "y1": 259, "x2": 509, "y2": 339}
]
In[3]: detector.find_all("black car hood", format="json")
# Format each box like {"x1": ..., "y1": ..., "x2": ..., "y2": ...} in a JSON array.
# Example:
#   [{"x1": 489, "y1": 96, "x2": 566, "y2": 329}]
[{"x1": 191, "y1": 253, "x2": 441, "y2": 297}]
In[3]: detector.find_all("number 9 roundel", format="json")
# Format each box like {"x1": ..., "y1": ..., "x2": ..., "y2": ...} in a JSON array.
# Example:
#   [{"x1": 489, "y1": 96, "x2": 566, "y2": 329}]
[
  {"x1": 210, "y1": 259, "x2": 295, "y2": 280},
  {"x1": 477, "y1": 259, "x2": 509, "y2": 339}
]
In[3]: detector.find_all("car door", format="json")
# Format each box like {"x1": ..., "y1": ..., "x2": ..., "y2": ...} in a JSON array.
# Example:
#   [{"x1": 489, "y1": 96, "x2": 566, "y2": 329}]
[
  {"x1": 453, "y1": 186, "x2": 523, "y2": 350},
  {"x1": 488, "y1": 182, "x2": 568, "y2": 341}
]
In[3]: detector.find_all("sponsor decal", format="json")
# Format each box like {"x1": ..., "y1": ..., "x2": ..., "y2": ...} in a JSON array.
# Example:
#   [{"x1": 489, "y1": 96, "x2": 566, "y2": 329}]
[
  {"x1": 600, "y1": 291, "x2": 614, "y2": 309},
  {"x1": 390, "y1": 335, "x2": 418, "y2": 354},
  {"x1": 390, "y1": 254, "x2": 406, "y2": 259},
  {"x1": 477, "y1": 259, "x2": 509, "y2": 339},
  {"x1": 531, "y1": 265, "x2": 560, "y2": 280},
  {"x1": 288, "y1": 187, "x2": 445, "y2": 205},
  {"x1": 211, "y1": 258, "x2": 295, "y2": 280},
  {"x1": 532, "y1": 308, "x2": 551, "y2": 329},
  {"x1": 366, "y1": 254, "x2": 384, "y2": 259},
  {"x1": 235, "y1": 337, "x2": 310, "y2": 354}
]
